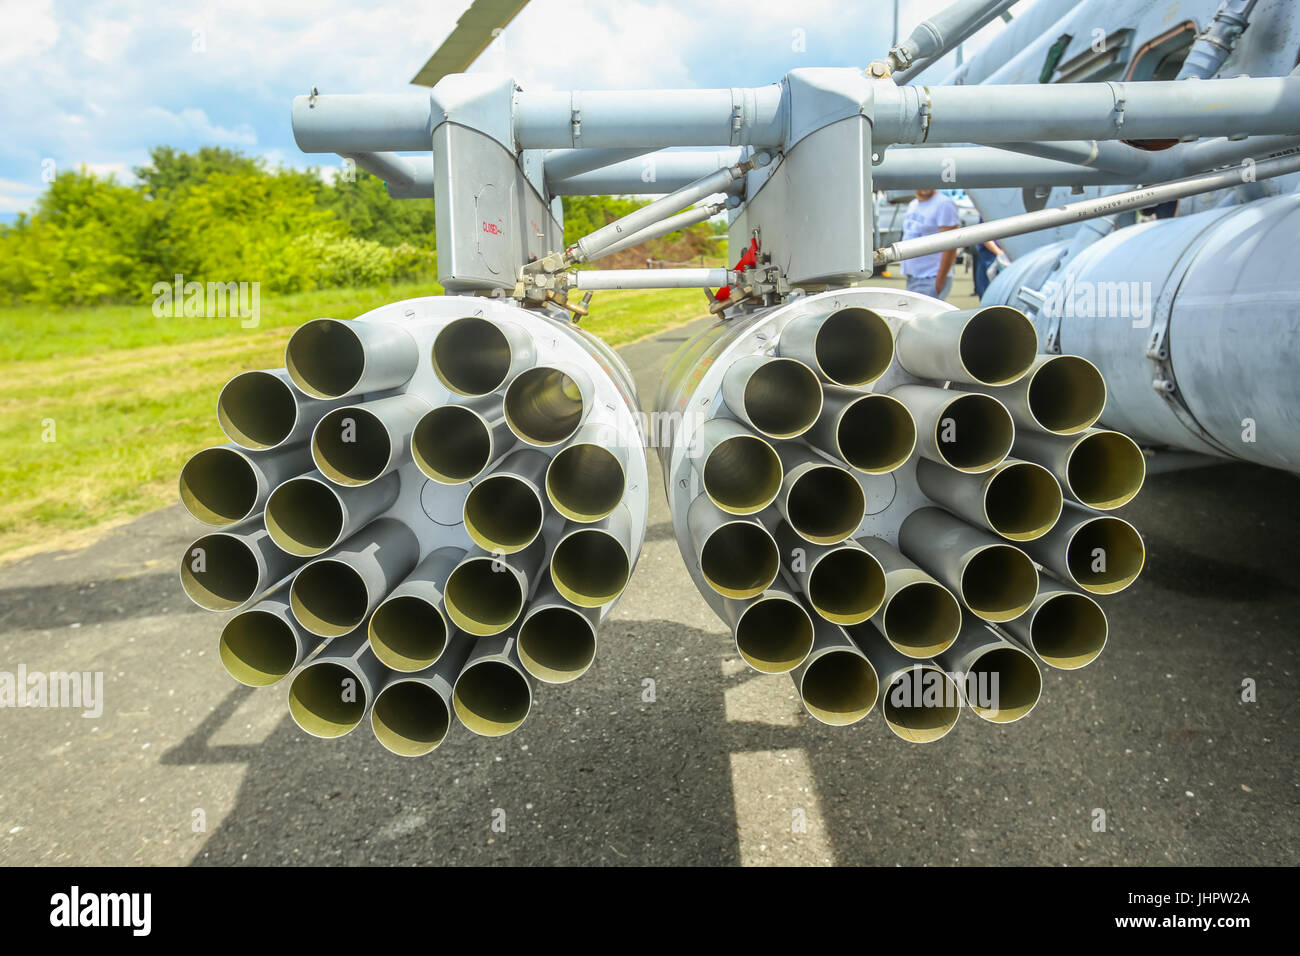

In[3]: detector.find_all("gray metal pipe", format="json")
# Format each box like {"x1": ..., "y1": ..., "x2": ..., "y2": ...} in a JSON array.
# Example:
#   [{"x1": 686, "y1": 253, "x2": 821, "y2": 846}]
[
  {"x1": 217, "y1": 368, "x2": 349, "y2": 451},
  {"x1": 411, "y1": 396, "x2": 516, "y2": 485},
  {"x1": 218, "y1": 585, "x2": 324, "y2": 687},
  {"x1": 547, "y1": 149, "x2": 743, "y2": 195},
  {"x1": 1019, "y1": 504, "x2": 1145, "y2": 596},
  {"x1": 888, "y1": 384, "x2": 1015, "y2": 474},
  {"x1": 287, "y1": 627, "x2": 390, "y2": 739},
  {"x1": 543, "y1": 147, "x2": 658, "y2": 182},
  {"x1": 513, "y1": 85, "x2": 786, "y2": 150},
  {"x1": 570, "y1": 268, "x2": 732, "y2": 291},
  {"x1": 963, "y1": 354, "x2": 1106, "y2": 437},
  {"x1": 856, "y1": 537, "x2": 962, "y2": 659},
  {"x1": 285, "y1": 317, "x2": 418, "y2": 399},
  {"x1": 889, "y1": 0, "x2": 1019, "y2": 84},
  {"x1": 452, "y1": 633, "x2": 533, "y2": 738},
  {"x1": 179, "y1": 518, "x2": 306, "y2": 612},
  {"x1": 876, "y1": 151, "x2": 1300, "y2": 265},
  {"x1": 896, "y1": 306, "x2": 1037, "y2": 387},
  {"x1": 341, "y1": 151, "x2": 419, "y2": 187},
  {"x1": 545, "y1": 421, "x2": 629, "y2": 523},
  {"x1": 179, "y1": 442, "x2": 312, "y2": 526},
  {"x1": 516, "y1": 580, "x2": 600, "y2": 684},
  {"x1": 875, "y1": 76, "x2": 1300, "y2": 147},
  {"x1": 777, "y1": 307, "x2": 895, "y2": 388},
  {"x1": 686, "y1": 494, "x2": 780, "y2": 600},
  {"x1": 292, "y1": 93, "x2": 435, "y2": 153},
  {"x1": 807, "y1": 388, "x2": 916, "y2": 476},
  {"x1": 443, "y1": 541, "x2": 544, "y2": 637},
  {"x1": 719, "y1": 588, "x2": 815, "y2": 675},
  {"x1": 431, "y1": 316, "x2": 537, "y2": 398},
  {"x1": 549, "y1": 504, "x2": 634, "y2": 608},
  {"x1": 1013, "y1": 427, "x2": 1145, "y2": 512},
  {"x1": 688, "y1": 418, "x2": 784, "y2": 516},
  {"x1": 367, "y1": 547, "x2": 464, "y2": 673},
  {"x1": 463, "y1": 448, "x2": 550, "y2": 554},
  {"x1": 289, "y1": 518, "x2": 420, "y2": 638},
  {"x1": 916, "y1": 456, "x2": 1063, "y2": 542},
  {"x1": 503, "y1": 362, "x2": 593, "y2": 447},
  {"x1": 721, "y1": 354, "x2": 824, "y2": 440},
  {"x1": 370, "y1": 634, "x2": 473, "y2": 757},
  {"x1": 585, "y1": 202, "x2": 727, "y2": 263},
  {"x1": 775, "y1": 445, "x2": 866, "y2": 546},
  {"x1": 935, "y1": 620, "x2": 1042, "y2": 724},
  {"x1": 899, "y1": 507, "x2": 1039, "y2": 623},
  {"x1": 571, "y1": 163, "x2": 747, "y2": 262},
  {"x1": 312, "y1": 394, "x2": 430, "y2": 487},
  {"x1": 999, "y1": 584, "x2": 1107, "y2": 670},
  {"x1": 264, "y1": 469, "x2": 399, "y2": 558},
  {"x1": 790, "y1": 621, "x2": 880, "y2": 727},
  {"x1": 776, "y1": 524, "x2": 885, "y2": 627}
]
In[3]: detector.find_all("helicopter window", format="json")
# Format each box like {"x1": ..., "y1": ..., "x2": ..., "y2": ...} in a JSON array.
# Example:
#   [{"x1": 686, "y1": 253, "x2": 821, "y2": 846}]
[{"x1": 1126, "y1": 22, "x2": 1198, "y2": 81}]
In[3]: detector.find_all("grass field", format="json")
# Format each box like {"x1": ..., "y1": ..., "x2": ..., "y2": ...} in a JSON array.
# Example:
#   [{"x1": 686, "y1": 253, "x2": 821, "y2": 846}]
[{"x1": 0, "y1": 281, "x2": 711, "y2": 559}]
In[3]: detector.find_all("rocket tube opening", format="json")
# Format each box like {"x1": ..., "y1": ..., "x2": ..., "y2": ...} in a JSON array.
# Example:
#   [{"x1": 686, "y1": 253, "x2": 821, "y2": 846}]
[
  {"x1": 1031, "y1": 592, "x2": 1108, "y2": 669},
  {"x1": 983, "y1": 461, "x2": 1063, "y2": 541},
  {"x1": 546, "y1": 443, "x2": 625, "y2": 523},
  {"x1": 836, "y1": 394, "x2": 916, "y2": 474},
  {"x1": 518, "y1": 606, "x2": 597, "y2": 683},
  {"x1": 1026, "y1": 356, "x2": 1106, "y2": 434},
  {"x1": 368, "y1": 595, "x2": 448, "y2": 672},
  {"x1": 933, "y1": 393, "x2": 1014, "y2": 473},
  {"x1": 290, "y1": 560, "x2": 369, "y2": 637},
  {"x1": 371, "y1": 681, "x2": 452, "y2": 756},
  {"x1": 965, "y1": 646, "x2": 1042, "y2": 723},
  {"x1": 808, "y1": 548, "x2": 886, "y2": 626},
  {"x1": 815, "y1": 307, "x2": 894, "y2": 387},
  {"x1": 412, "y1": 405, "x2": 494, "y2": 484},
  {"x1": 464, "y1": 473, "x2": 544, "y2": 553},
  {"x1": 219, "y1": 610, "x2": 299, "y2": 686},
  {"x1": 702, "y1": 433, "x2": 783, "y2": 515},
  {"x1": 454, "y1": 660, "x2": 531, "y2": 737},
  {"x1": 699, "y1": 522, "x2": 779, "y2": 600},
  {"x1": 433, "y1": 317, "x2": 515, "y2": 396},
  {"x1": 179, "y1": 533, "x2": 261, "y2": 611},
  {"x1": 800, "y1": 650, "x2": 878, "y2": 726},
  {"x1": 1066, "y1": 516, "x2": 1145, "y2": 594},
  {"x1": 179, "y1": 447, "x2": 260, "y2": 525},
  {"x1": 504, "y1": 366, "x2": 585, "y2": 446},
  {"x1": 959, "y1": 545, "x2": 1038, "y2": 623},
  {"x1": 288, "y1": 661, "x2": 368, "y2": 738},
  {"x1": 786, "y1": 465, "x2": 866, "y2": 545},
  {"x1": 882, "y1": 580, "x2": 962, "y2": 658},
  {"x1": 958, "y1": 306, "x2": 1037, "y2": 386},
  {"x1": 1066, "y1": 431, "x2": 1145, "y2": 511},
  {"x1": 734, "y1": 594, "x2": 814, "y2": 674},
  {"x1": 740, "y1": 358, "x2": 823, "y2": 439},
  {"x1": 286, "y1": 319, "x2": 366, "y2": 399},
  {"x1": 444, "y1": 557, "x2": 525, "y2": 637},
  {"x1": 217, "y1": 371, "x2": 299, "y2": 449},
  {"x1": 265, "y1": 477, "x2": 345, "y2": 557}
]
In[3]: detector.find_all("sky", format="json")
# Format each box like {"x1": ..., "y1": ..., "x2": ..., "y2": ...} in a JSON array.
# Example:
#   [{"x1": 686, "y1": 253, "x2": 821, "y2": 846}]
[{"x1": 0, "y1": 0, "x2": 1008, "y2": 217}]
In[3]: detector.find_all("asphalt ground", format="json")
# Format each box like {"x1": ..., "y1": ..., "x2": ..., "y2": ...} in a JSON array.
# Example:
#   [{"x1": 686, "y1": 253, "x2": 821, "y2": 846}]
[{"x1": 1, "y1": 274, "x2": 1296, "y2": 866}]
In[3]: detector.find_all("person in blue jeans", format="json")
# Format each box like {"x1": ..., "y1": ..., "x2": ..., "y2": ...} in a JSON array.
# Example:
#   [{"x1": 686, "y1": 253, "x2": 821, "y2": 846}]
[
  {"x1": 901, "y1": 189, "x2": 960, "y2": 300},
  {"x1": 974, "y1": 235, "x2": 1011, "y2": 300}
]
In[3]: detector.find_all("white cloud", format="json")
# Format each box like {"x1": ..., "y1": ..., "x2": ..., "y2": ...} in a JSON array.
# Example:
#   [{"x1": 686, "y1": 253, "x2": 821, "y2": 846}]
[{"x1": 0, "y1": 0, "x2": 59, "y2": 65}]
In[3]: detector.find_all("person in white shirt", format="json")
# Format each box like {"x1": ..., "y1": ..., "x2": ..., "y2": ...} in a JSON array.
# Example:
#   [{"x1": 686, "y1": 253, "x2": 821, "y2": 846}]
[{"x1": 900, "y1": 189, "x2": 960, "y2": 300}]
